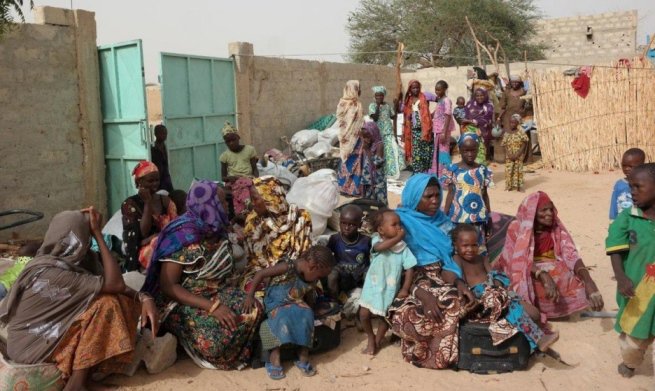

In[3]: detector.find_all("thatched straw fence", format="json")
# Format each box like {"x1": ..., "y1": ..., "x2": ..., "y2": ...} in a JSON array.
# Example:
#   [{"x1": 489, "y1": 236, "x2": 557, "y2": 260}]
[{"x1": 530, "y1": 58, "x2": 655, "y2": 172}]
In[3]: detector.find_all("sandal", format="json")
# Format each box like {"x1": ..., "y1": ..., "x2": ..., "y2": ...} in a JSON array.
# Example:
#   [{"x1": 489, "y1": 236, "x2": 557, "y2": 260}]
[
  {"x1": 294, "y1": 360, "x2": 317, "y2": 377},
  {"x1": 265, "y1": 362, "x2": 285, "y2": 380}
]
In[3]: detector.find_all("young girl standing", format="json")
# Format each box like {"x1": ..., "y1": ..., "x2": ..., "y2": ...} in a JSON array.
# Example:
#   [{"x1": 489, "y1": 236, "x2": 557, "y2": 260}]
[
  {"x1": 359, "y1": 209, "x2": 416, "y2": 355},
  {"x1": 431, "y1": 80, "x2": 457, "y2": 179},
  {"x1": 442, "y1": 133, "x2": 493, "y2": 254},
  {"x1": 370, "y1": 86, "x2": 405, "y2": 179},
  {"x1": 361, "y1": 121, "x2": 388, "y2": 205},
  {"x1": 501, "y1": 114, "x2": 530, "y2": 191},
  {"x1": 400, "y1": 80, "x2": 436, "y2": 173},
  {"x1": 606, "y1": 163, "x2": 655, "y2": 378},
  {"x1": 244, "y1": 246, "x2": 335, "y2": 380}
]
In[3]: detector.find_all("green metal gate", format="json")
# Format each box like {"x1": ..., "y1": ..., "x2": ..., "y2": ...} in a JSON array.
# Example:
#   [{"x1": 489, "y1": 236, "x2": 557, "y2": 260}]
[
  {"x1": 160, "y1": 53, "x2": 236, "y2": 191},
  {"x1": 98, "y1": 40, "x2": 149, "y2": 214}
]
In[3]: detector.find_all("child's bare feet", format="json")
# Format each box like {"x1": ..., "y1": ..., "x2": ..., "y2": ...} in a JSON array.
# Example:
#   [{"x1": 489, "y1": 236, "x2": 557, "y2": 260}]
[
  {"x1": 618, "y1": 363, "x2": 635, "y2": 378},
  {"x1": 537, "y1": 330, "x2": 559, "y2": 352},
  {"x1": 362, "y1": 336, "x2": 377, "y2": 355}
]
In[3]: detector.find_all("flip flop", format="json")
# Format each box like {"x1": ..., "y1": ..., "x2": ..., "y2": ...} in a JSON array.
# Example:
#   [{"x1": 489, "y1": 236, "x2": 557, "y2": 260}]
[
  {"x1": 265, "y1": 362, "x2": 285, "y2": 380},
  {"x1": 294, "y1": 360, "x2": 317, "y2": 377}
]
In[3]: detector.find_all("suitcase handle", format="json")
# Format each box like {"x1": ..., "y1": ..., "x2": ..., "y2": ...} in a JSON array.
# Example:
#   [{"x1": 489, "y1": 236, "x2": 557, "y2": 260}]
[{"x1": 471, "y1": 346, "x2": 518, "y2": 357}]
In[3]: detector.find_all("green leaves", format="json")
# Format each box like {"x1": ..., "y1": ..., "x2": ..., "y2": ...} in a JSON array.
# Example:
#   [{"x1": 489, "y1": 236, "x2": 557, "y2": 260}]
[
  {"x1": 347, "y1": 0, "x2": 545, "y2": 67},
  {"x1": 0, "y1": 0, "x2": 34, "y2": 38}
]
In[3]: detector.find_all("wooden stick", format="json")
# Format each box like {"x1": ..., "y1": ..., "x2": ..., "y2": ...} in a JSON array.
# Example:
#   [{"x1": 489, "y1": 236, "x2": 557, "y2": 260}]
[
  {"x1": 394, "y1": 41, "x2": 405, "y2": 142},
  {"x1": 465, "y1": 16, "x2": 483, "y2": 67}
]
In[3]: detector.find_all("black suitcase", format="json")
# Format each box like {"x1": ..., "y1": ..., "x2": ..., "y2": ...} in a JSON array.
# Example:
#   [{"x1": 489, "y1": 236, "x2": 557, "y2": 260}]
[{"x1": 457, "y1": 321, "x2": 531, "y2": 374}]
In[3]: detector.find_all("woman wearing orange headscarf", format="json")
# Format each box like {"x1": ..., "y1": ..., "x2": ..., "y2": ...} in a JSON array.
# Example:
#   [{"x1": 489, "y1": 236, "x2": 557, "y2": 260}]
[
  {"x1": 121, "y1": 161, "x2": 178, "y2": 271},
  {"x1": 401, "y1": 80, "x2": 437, "y2": 173}
]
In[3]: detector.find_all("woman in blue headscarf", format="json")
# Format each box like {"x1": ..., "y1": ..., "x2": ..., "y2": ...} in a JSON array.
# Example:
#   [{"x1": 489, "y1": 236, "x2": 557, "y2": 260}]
[{"x1": 388, "y1": 173, "x2": 477, "y2": 369}]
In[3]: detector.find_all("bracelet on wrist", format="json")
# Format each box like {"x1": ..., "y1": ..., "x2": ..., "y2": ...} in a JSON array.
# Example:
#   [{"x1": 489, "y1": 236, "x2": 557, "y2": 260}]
[{"x1": 208, "y1": 299, "x2": 222, "y2": 314}]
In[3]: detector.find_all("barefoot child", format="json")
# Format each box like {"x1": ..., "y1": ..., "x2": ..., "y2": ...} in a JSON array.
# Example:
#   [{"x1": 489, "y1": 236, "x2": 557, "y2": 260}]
[
  {"x1": 606, "y1": 163, "x2": 655, "y2": 378},
  {"x1": 327, "y1": 205, "x2": 372, "y2": 299},
  {"x1": 609, "y1": 148, "x2": 645, "y2": 220},
  {"x1": 359, "y1": 209, "x2": 416, "y2": 355},
  {"x1": 452, "y1": 224, "x2": 558, "y2": 352},
  {"x1": 501, "y1": 114, "x2": 529, "y2": 192},
  {"x1": 442, "y1": 133, "x2": 493, "y2": 254},
  {"x1": 244, "y1": 246, "x2": 335, "y2": 380}
]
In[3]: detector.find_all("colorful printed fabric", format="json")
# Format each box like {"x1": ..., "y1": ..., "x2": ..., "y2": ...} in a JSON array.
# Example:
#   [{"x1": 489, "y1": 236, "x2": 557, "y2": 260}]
[
  {"x1": 464, "y1": 89, "x2": 494, "y2": 148},
  {"x1": 470, "y1": 272, "x2": 543, "y2": 351},
  {"x1": 442, "y1": 163, "x2": 493, "y2": 223},
  {"x1": 50, "y1": 295, "x2": 140, "y2": 378},
  {"x1": 395, "y1": 173, "x2": 460, "y2": 276},
  {"x1": 260, "y1": 259, "x2": 315, "y2": 350},
  {"x1": 387, "y1": 263, "x2": 467, "y2": 369},
  {"x1": 501, "y1": 130, "x2": 529, "y2": 191},
  {"x1": 368, "y1": 102, "x2": 405, "y2": 179},
  {"x1": 609, "y1": 178, "x2": 633, "y2": 220},
  {"x1": 453, "y1": 106, "x2": 466, "y2": 125},
  {"x1": 496, "y1": 192, "x2": 588, "y2": 319},
  {"x1": 336, "y1": 80, "x2": 364, "y2": 161},
  {"x1": 461, "y1": 124, "x2": 487, "y2": 164},
  {"x1": 122, "y1": 194, "x2": 178, "y2": 271},
  {"x1": 132, "y1": 160, "x2": 158, "y2": 180},
  {"x1": 606, "y1": 207, "x2": 655, "y2": 339},
  {"x1": 338, "y1": 137, "x2": 365, "y2": 196},
  {"x1": 230, "y1": 177, "x2": 254, "y2": 215},
  {"x1": 0, "y1": 211, "x2": 104, "y2": 365},
  {"x1": 243, "y1": 177, "x2": 312, "y2": 279},
  {"x1": 402, "y1": 80, "x2": 434, "y2": 161},
  {"x1": 430, "y1": 96, "x2": 456, "y2": 178},
  {"x1": 359, "y1": 234, "x2": 417, "y2": 316},
  {"x1": 142, "y1": 180, "x2": 228, "y2": 296},
  {"x1": 360, "y1": 121, "x2": 388, "y2": 204},
  {"x1": 411, "y1": 124, "x2": 434, "y2": 173}
]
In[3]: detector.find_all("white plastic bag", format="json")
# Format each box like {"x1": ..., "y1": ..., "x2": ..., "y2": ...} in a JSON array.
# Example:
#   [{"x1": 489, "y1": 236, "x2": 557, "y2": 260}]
[
  {"x1": 257, "y1": 161, "x2": 298, "y2": 187},
  {"x1": 303, "y1": 141, "x2": 331, "y2": 159},
  {"x1": 290, "y1": 129, "x2": 319, "y2": 152},
  {"x1": 317, "y1": 126, "x2": 340, "y2": 146},
  {"x1": 286, "y1": 175, "x2": 339, "y2": 236}
]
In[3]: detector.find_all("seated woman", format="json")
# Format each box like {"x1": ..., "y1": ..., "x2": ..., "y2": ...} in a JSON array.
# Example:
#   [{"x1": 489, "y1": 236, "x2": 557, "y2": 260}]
[
  {"x1": 496, "y1": 191, "x2": 604, "y2": 320},
  {"x1": 0, "y1": 208, "x2": 158, "y2": 391},
  {"x1": 122, "y1": 161, "x2": 177, "y2": 271},
  {"x1": 388, "y1": 173, "x2": 477, "y2": 369},
  {"x1": 242, "y1": 176, "x2": 313, "y2": 288},
  {"x1": 142, "y1": 180, "x2": 263, "y2": 370}
]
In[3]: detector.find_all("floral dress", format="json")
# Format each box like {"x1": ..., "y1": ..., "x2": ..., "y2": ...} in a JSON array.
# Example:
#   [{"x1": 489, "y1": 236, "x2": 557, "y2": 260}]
[
  {"x1": 442, "y1": 163, "x2": 494, "y2": 254},
  {"x1": 369, "y1": 102, "x2": 405, "y2": 179},
  {"x1": 430, "y1": 97, "x2": 456, "y2": 178},
  {"x1": 157, "y1": 240, "x2": 263, "y2": 370},
  {"x1": 501, "y1": 130, "x2": 529, "y2": 191}
]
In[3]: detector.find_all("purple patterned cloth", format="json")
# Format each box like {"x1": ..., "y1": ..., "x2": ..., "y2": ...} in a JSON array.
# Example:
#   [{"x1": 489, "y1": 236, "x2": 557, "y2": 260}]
[{"x1": 142, "y1": 180, "x2": 229, "y2": 295}]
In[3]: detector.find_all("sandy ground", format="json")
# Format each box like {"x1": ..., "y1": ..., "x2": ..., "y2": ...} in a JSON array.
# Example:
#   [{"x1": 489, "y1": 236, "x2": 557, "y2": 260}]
[{"x1": 111, "y1": 164, "x2": 653, "y2": 391}]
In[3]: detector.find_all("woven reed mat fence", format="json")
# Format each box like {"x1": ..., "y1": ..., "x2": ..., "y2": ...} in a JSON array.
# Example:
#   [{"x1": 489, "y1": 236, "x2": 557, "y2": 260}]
[{"x1": 530, "y1": 58, "x2": 655, "y2": 172}]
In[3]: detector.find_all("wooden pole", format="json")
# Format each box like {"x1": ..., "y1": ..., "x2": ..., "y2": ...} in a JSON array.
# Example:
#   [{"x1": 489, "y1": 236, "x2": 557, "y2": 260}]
[
  {"x1": 394, "y1": 42, "x2": 405, "y2": 143},
  {"x1": 465, "y1": 16, "x2": 483, "y2": 67}
]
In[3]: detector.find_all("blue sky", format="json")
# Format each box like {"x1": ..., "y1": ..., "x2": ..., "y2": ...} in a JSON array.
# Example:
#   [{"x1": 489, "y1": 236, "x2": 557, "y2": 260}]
[{"x1": 20, "y1": 0, "x2": 655, "y2": 82}]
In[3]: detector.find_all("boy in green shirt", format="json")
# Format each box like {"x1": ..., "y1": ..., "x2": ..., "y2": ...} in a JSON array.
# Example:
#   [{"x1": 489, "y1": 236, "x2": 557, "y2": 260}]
[{"x1": 606, "y1": 163, "x2": 655, "y2": 378}]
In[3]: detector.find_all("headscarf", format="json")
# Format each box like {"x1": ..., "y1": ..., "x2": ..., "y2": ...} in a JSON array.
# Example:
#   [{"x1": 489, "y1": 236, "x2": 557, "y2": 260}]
[
  {"x1": 402, "y1": 80, "x2": 433, "y2": 159},
  {"x1": 243, "y1": 176, "x2": 312, "y2": 275},
  {"x1": 132, "y1": 160, "x2": 158, "y2": 180},
  {"x1": 511, "y1": 113, "x2": 522, "y2": 123},
  {"x1": 458, "y1": 132, "x2": 480, "y2": 147},
  {"x1": 396, "y1": 173, "x2": 461, "y2": 277},
  {"x1": 222, "y1": 121, "x2": 239, "y2": 137},
  {"x1": 509, "y1": 74, "x2": 522, "y2": 82},
  {"x1": 336, "y1": 80, "x2": 364, "y2": 161},
  {"x1": 362, "y1": 120, "x2": 382, "y2": 154},
  {"x1": 495, "y1": 191, "x2": 580, "y2": 304},
  {"x1": 0, "y1": 211, "x2": 103, "y2": 364},
  {"x1": 465, "y1": 88, "x2": 494, "y2": 134},
  {"x1": 142, "y1": 180, "x2": 229, "y2": 295},
  {"x1": 372, "y1": 86, "x2": 386, "y2": 95}
]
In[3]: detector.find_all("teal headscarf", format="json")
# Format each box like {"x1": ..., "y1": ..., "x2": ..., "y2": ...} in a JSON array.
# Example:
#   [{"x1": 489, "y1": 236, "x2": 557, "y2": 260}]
[
  {"x1": 372, "y1": 86, "x2": 387, "y2": 95},
  {"x1": 396, "y1": 173, "x2": 461, "y2": 277}
]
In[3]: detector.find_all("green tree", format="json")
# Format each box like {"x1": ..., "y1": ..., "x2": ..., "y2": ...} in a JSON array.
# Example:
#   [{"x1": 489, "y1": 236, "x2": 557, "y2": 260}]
[
  {"x1": 347, "y1": 0, "x2": 545, "y2": 67},
  {"x1": 1, "y1": 0, "x2": 34, "y2": 38}
]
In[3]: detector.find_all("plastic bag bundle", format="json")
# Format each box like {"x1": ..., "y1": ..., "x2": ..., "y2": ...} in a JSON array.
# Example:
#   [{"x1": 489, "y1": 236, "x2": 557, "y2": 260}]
[
  {"x1": 290, "y1": 129, "x2": 319, "y2": 152},
  {"x1": 286, "y1": 171, "x2": 339, "y2": 236}
]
